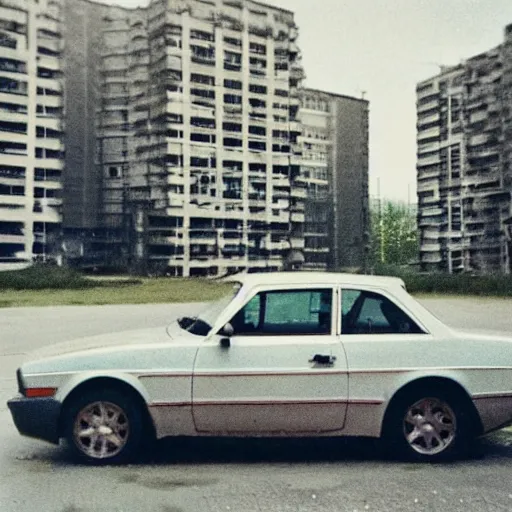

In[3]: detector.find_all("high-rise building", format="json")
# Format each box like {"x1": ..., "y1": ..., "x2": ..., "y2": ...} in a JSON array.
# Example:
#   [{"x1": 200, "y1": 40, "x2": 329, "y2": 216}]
[
  {"x1": 416, "y1": 23, "x2": 512, "y2": 273},
  {"x1": 0, "y1": 0, "x2": 370, "y2": 275},
  {"x1": 0, "y1": 0, "x2": 64, "y2": 267},
  {"x1": 64, "y1": 0, "x2": 307, "y2": 276},
  {"x1": 299, "y1": 89, "x2": 369, "y2": 271}
]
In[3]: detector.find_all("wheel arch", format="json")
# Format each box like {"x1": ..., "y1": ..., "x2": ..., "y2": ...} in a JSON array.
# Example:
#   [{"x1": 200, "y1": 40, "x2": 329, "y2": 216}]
[
  {"x1": 57, "y1": 375, "x2": 155, "y2": 439},
  {"x1": 381, "y1": 376, "x2": 483, "y2": 437}
]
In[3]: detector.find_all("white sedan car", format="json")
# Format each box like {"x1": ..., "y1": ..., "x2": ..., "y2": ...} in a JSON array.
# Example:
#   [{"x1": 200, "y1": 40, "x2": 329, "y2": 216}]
[{"x1": 7, "y1": 272, "x2": 512, "y2": 464}]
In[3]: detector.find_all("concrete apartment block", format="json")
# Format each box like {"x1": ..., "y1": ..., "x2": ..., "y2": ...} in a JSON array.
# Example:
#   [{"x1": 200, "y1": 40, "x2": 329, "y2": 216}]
[
  {"x1": 0, "y1": 0, "x2": 64, "y2": 266},
  {"x1": 299, "y1": 89, "x2": 369, "y2": 271},
  {"x1": 0, "y1": 0, "x2": 369, "y2": 275},
  {"x1": 417, "y1": 23, "x2": 512, "y2": 273}
]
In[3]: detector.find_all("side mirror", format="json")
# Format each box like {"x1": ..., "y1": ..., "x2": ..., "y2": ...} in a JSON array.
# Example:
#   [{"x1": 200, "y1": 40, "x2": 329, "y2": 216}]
[
  {"x1": 219, "y1": 323, "x2": 234, "y2": 348},
  {"x1": 219, "y1": 323, "x2": 234, "y2": 337}
]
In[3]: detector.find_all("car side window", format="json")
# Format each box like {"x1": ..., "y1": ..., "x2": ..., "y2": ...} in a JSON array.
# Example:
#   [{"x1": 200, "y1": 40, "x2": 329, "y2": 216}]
[
  {"x1": 341, "y1": 289, "x2": 424, "y2": 335},
  {"x1": 230, "y1": 289, "x2": 333, "y2": 336}
]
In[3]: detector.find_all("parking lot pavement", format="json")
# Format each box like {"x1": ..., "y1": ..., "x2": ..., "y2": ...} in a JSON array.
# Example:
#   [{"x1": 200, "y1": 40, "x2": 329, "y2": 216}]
[{"x1": 1, "y1": 298, "x2": 512, "y2": 512}]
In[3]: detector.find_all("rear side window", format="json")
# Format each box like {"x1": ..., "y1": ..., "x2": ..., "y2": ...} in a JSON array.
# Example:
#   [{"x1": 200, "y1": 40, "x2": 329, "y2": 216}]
[{"x1": 341, "y1": 289, "x2": 424, "y2": 335}]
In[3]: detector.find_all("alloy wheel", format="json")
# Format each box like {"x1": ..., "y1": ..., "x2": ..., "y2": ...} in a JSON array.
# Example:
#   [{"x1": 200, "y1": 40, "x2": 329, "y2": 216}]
[{"x1": 403, "y1": 397, "x2": 456, "y2": 456}]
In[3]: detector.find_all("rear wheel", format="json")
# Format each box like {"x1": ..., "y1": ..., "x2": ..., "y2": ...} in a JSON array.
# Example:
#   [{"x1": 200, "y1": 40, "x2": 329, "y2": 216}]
[
  {"x1": 383, "y1": 388, "x2": 472, "y2": 461},
  {"x1": 64, "y1": 389, "x2": 144, "y2": 464}
]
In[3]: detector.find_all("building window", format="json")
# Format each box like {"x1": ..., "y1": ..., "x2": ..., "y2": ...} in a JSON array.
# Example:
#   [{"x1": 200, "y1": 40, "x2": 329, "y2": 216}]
[
  {"x1": 224, "y1": 79, "x2": 242, "y2": 90},
  {"x1": 191, "y1": 73, "x2": 215, "y2": 85},
  {"x1": 249, "y1": 125, "x2": 266, "y2": 136},
  {"x1": 249, "y1": 140, "x2": 266, "y2": 151},
  {"x1": 108, "y1": 166, "x2": 121, "y2": 178},
  {"x1": 224, "y1": 94, "x2": 242, "y2": 105},
  {"x1": 249, "y1": 42, "x2": 266, "y2": 55},
  {"x1": 0, "y1": 141, "x2": 27, "y2": 155},
  {"x1": 0, "y1": 32, "x2": 17, "y2": 49},
  {"x1": 0, "y1": 120, "x2": 27, "y2": 134},
  {"x1": 190, "y1": 29, "x2": 214, "y2": 42},
  {"x1": 0, "y1": 58, "x2": 26, "y2": 74},
  {"x1": 37, "y1": 67, "x2": 61, "y2": 79},
  {"x1": 249, "y1": 84, "x2": 267, "y2": 95},
  {"x1": 0, "y1": 76, "x2": 28, "y2": 95},
  {"x1": 224, "y1": 51, "x2": 241, "y2": 71},
  {"x1": 222, "y1": 122, "x2": 242, "y2": 132},
  {"x1": 223, "y1": 36, "x2": 242, "y2": 47}
]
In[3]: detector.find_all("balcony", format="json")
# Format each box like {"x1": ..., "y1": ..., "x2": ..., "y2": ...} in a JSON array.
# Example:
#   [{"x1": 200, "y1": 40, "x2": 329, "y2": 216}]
[
  {"x1": 249, "y1": 66, "x2": 266, "y2": 77},
  {"x1": 189, "y1": 233, "x2": 218, "y2": 246},
  {"x1": 167, "y1": 171, "x2": 184, "y2": 186},
  {"x1": 416, "y1": 84, "x2": 438, "y2": 101},
  {"x1": 417, "y1": 126, "x2": 440, "y2": 141},
  {"x1": 289, "y1": 63, "x2": 305, "y2": 81},
  {"x1": 290, "y1": 187, "x2": 307, "y2": 199},
  {"x1": 223, "y1": 105, "x2": 242, "y2": 116},
  {"x1": 290, "y1": 212, "x2": 305, "y2": 223},
  {"x1": 467, "y1": 133, "x2": 489, "y2": 147},
  {"x1": 167, "y1": 197, "x2": 185, "y2": 209},
  {"x1": 417, "y1": 112, "x2": 440, "y2": 127},
  {"x1": 191, "y1": 54, "x2": 215, "y2": 66},
  {"x1": 417, "y1": 154, "x2": 441, "y2": 167},
  {"x1": 224, "y1": 61, "x2": 241, "y2": 72},
  {"x1": 0, "y1": 232, "x2": 25, "y2": 244},
  {"x1": 272, "y1": 176, "x2": 290, "y2": 188},
  {"x1": 417, "y1": 99, "x2": 439, "y2": 113},
  {"x1": 290, "y1": 236, "x2": 304, "y2": 249}
]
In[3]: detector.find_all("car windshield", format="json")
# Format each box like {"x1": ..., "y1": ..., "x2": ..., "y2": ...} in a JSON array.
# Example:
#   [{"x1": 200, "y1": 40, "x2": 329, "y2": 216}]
[{"x1": 179, "y1": 283, "x2": 241, "y2": 336}]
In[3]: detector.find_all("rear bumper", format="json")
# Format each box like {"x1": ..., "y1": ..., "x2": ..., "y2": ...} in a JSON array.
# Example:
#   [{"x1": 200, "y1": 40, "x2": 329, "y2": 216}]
[{"x1": 7, "y1": 395, "x2": 61, "y2": 445}]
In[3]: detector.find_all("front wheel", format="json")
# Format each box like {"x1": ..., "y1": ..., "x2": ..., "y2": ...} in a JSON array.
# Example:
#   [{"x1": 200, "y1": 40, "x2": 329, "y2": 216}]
[
  {"x1": 64, "y1": 389, "x2": 144, "y2": 464},
  {"x1": 383, "y1": 389, "x2": 472, "y2": 461}
]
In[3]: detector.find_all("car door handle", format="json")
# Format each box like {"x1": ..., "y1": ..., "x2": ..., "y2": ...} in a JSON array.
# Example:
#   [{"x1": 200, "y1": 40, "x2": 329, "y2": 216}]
[{"x1": 309, "y1": 354, "x2": 336, "y2": 366}]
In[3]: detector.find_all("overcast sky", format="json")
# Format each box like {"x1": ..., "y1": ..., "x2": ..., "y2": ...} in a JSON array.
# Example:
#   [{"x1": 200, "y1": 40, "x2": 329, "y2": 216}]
[{"x1": 100, "y1": 0, "x2": 512, "y2": 203}]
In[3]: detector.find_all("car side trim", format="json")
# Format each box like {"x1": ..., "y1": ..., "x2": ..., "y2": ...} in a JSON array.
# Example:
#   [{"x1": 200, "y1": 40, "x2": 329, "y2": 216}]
[
  {"x1": 472, "y1": 391, "x2": 512, "y2": 400},
  {"x1": 148, "y1": 398, "x2": 384, "y2": 407}
]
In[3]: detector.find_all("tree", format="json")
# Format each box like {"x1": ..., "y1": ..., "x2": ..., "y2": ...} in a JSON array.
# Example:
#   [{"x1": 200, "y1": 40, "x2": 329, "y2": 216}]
[{"x1": 370, "y1": 200, "x2": 419, "y2": 267}]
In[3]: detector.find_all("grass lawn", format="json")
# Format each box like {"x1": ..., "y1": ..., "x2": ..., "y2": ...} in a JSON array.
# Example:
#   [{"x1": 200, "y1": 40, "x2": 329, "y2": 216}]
[
  {"x1": 3, "y1": 265, "x2": 512, "y2": 308},
  {"x1": 0, "y1": 278, "x2": 234, "y2": 308}
]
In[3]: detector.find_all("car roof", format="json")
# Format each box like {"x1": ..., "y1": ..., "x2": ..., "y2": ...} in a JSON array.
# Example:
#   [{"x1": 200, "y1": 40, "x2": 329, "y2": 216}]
[{"x1": 224, "y1": 271, "x2": 405, "y2": 290}]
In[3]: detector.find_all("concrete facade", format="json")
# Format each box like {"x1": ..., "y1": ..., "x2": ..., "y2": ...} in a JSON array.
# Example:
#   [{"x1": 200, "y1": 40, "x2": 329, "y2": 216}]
[
  {"x1": 0, "y1": 0, "x2": 64, "y2": 264},
  {"x1": 299, "y1": 89, "x2": 369, "y2": 271},
  {"x1": 1, "y1": 0, "x2": 370, "y2": 275},
  {"x1": 417, "y1": 23, "x2": 512, "y2": 273}
]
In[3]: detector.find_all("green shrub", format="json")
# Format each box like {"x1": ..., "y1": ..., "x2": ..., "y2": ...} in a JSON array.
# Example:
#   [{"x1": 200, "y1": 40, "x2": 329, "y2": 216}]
[
  {"x1": 372, "y1": 264, "x2": 512, "y2": 296},
  {"x1": 0, "y1": 265, "x2": 96, "y2": 290}
]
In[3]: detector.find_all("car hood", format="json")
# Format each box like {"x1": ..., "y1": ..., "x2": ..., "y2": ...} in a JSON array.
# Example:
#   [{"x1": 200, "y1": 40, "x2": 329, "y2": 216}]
[{"x1": 24, "y1": 325, "x2": 198, "y2": 365}]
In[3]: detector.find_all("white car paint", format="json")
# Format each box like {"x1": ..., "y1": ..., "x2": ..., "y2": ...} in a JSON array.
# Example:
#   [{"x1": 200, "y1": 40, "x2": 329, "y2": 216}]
[{"x1": 13, "y1": 272, "x2": 512, "y2": 443}]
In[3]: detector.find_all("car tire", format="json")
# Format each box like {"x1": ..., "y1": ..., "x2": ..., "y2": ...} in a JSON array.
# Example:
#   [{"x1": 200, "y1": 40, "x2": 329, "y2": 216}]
[
  {"x1": 64, "y1": 388, "x2": 144, "y2": 465},
  {"x1": 382, "y1": 386, "x2": 473, "y2": 462}
]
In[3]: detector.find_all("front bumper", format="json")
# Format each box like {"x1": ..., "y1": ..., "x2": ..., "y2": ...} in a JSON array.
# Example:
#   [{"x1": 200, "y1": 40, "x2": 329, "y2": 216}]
[{"x1": 7, "y1": 395, "x2": 61, "y2": 445}]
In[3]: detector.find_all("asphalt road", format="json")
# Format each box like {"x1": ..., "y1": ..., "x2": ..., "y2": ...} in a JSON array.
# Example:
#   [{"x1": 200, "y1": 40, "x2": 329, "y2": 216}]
[{"x1": 1, "y1": 298, "x2": 512, "y2": 512}]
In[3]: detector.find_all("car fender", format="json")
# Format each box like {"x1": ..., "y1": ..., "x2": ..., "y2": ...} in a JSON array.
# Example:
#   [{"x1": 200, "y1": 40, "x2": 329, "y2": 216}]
[
  {"x1": 54, "y1": 370, "x2": 151, "y2": 405},
  {"x1": 385, "y1": 368, "x2": 473, "y2": 402}
]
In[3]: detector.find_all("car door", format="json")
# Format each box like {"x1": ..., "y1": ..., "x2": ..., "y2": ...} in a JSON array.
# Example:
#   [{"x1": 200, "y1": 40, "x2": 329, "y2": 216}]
[
  {"x1": 339, "y1": 287, "x2": 431, "y2": 434},
  {"x1": 192, "y1": 286, "x2": 348, "y2": 434}
]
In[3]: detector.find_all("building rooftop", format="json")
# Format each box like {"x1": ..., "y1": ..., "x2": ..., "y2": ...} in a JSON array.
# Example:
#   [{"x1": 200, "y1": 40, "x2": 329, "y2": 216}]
[
  {"x1": 302, "y1": 87, "x2": 369, "y2": 104},
  {"x1": 85, "y1": 0, "x2": 295, "y2": 15},
  {"x1": 76, "y1": 0, "x2": 144, "y2": 11}
]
